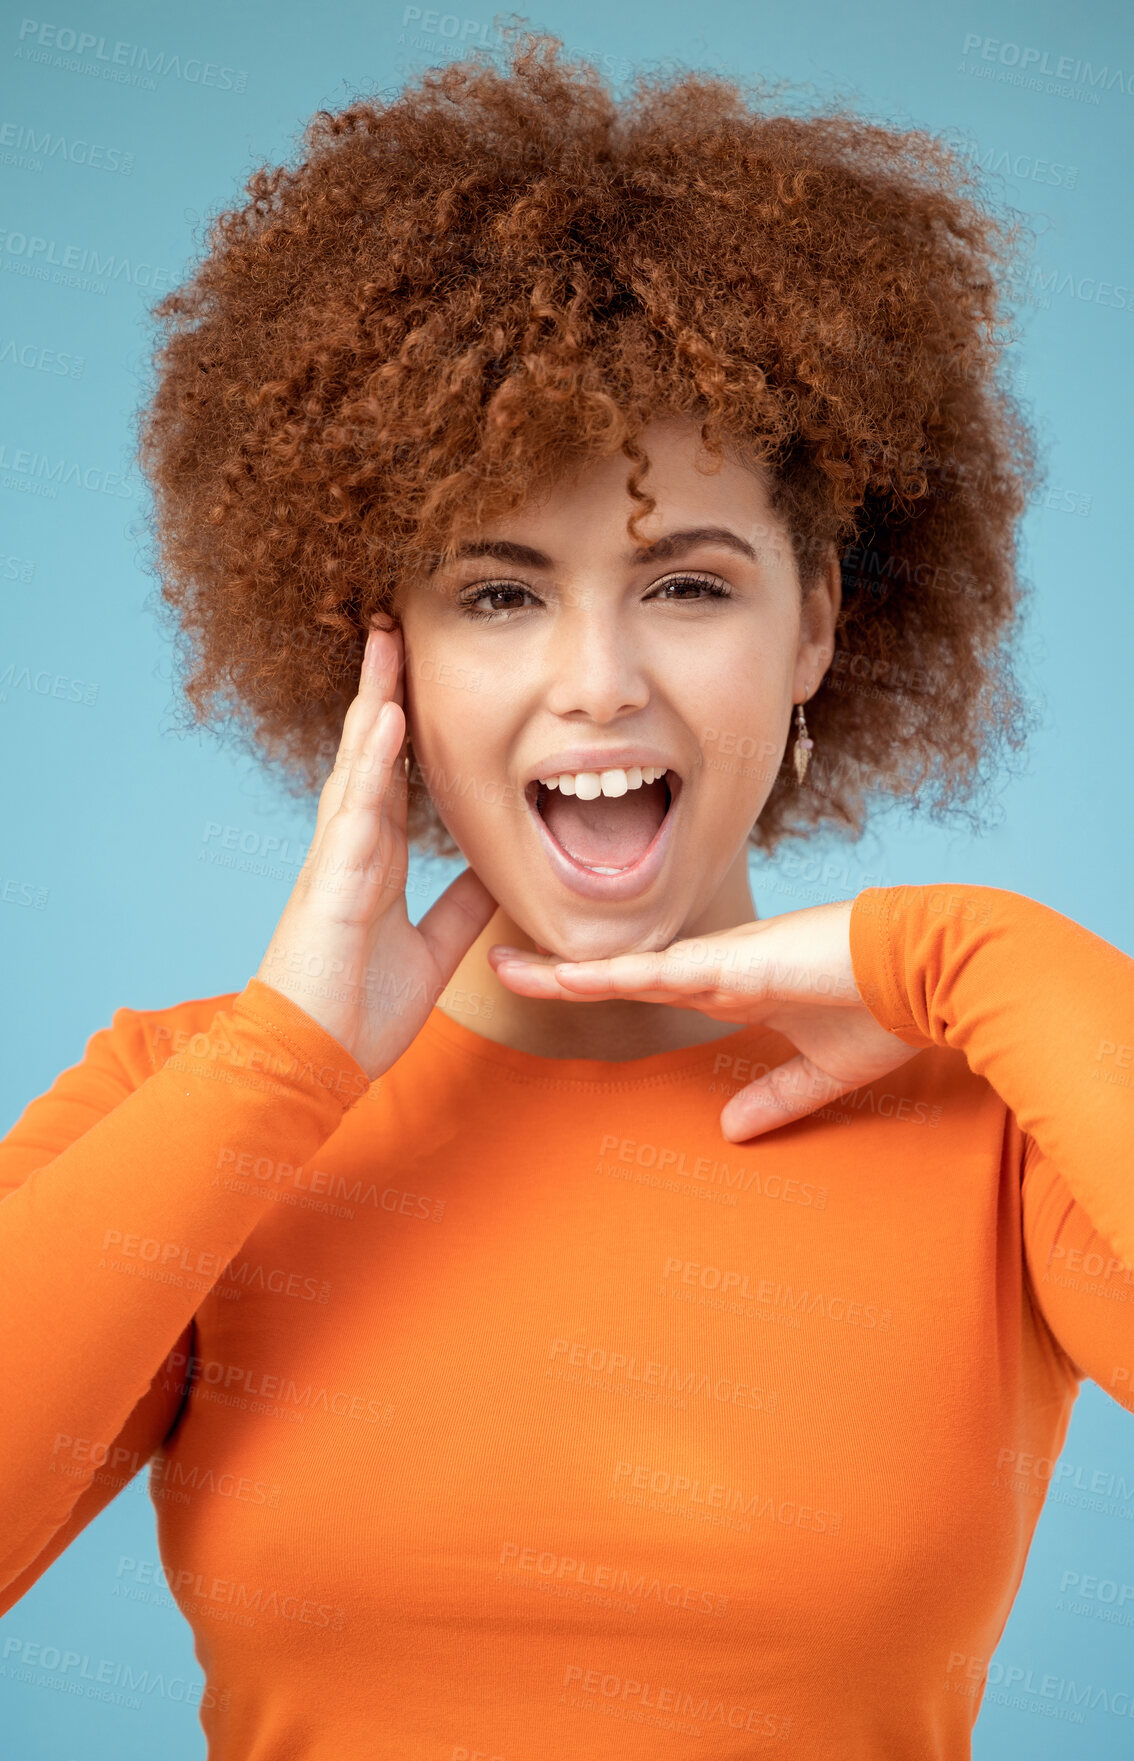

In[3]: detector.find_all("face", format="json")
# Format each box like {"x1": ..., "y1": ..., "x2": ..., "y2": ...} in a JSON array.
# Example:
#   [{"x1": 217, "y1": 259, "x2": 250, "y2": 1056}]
[{"x1": 396, "y1": 418, "x2": 839, "y2": 962}]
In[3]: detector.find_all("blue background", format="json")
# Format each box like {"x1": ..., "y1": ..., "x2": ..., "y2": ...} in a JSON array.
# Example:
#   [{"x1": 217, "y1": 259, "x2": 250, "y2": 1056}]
[{"x1": 2, "y1": 0, "x2": 1132, "y2": 1752}]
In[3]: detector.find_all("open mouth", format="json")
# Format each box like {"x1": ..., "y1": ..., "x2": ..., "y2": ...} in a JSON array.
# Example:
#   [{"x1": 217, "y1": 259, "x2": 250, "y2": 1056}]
[{"x1": 527, "y1": 770, "x2": 680, "y2": 875}]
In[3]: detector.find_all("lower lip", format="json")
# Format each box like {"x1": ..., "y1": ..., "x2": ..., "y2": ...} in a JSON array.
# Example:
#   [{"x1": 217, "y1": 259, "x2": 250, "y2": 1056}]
[{"x1": 526, "y1": 781, "x2": 680, "y2": 902}]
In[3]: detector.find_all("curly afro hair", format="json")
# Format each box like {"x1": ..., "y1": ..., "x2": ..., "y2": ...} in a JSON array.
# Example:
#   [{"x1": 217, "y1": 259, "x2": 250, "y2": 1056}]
[{"x1": 136, "y1": 23, "x2": 1040, "y2": 857}]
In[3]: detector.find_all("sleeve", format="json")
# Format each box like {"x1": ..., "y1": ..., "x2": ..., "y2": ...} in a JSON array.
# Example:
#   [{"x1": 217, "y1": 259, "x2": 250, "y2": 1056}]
[
  {"x1": 848, "y1": 883, "x2": 1134, "y2": 1406},
  {"x1": 0, "y1": 977, "x2": 370, "y2": 1603}
]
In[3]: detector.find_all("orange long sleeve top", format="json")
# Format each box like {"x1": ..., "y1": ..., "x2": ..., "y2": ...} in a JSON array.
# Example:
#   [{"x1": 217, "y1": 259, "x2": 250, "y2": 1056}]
[{"x1": 1, "y1": 882, "x2": 1133, "y2": 1758}]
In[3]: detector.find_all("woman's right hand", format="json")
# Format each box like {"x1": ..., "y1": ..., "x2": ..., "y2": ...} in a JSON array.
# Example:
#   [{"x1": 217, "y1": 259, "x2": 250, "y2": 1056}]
[{"x1": 254, "y1": 619, "x2": 498, "y2": 1081}]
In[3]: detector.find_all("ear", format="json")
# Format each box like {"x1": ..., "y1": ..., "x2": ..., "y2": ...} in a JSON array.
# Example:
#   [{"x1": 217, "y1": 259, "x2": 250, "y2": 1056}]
[{"x1": 792, "y1": 544, "x2": 841, "y2": 701}]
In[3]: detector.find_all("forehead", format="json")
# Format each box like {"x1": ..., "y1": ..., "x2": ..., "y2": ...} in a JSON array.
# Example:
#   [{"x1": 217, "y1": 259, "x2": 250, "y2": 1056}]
[{"x1": 429, "y1": 419, "x2": 783, "y2": 562}]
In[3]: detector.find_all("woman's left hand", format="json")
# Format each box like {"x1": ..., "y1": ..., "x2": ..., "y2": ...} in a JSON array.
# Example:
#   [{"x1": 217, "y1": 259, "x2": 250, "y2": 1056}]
[{"x1": 488, "y1": 900, "x2": 922, "y2": 1142}]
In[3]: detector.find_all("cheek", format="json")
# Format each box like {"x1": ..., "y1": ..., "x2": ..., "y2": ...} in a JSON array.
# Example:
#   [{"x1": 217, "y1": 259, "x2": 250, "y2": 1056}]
[
  {"x1": 686, "y1": 659, "x2": 788, "y2": 787},
  {"x1": 403, "y1": 640, "x2": 485, "y2": 749},
  {"x1": 405, "y1": 675, "x2": 521, "y2": 845},
  {"x1": 406, "y1": 681, "x2": 477, "y2": 796},
  {"x1": 683, "y1": 655, "x2": 788, "y2": 743}
]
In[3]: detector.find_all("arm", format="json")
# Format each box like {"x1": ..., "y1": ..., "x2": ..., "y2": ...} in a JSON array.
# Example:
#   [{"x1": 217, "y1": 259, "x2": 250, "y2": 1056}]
[
  {"x1": 0, "y1": 619, "x2": 498, "y2": 1609},
  {"x1": 849, "y1": 883, "x2": 1134, "y2": 1401},
  {"x1": 0, "y1": 978, "x2": 369, "y2": 1601}
]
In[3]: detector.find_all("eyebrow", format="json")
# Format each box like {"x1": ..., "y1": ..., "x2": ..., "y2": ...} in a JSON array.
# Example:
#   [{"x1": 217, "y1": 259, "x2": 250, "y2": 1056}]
[
  {"x1": 630, "y1": 526, "x2": 759, "y2": 565},
  {"x1": 429, "y1": 526, "x2": 759, "y2": 573}
]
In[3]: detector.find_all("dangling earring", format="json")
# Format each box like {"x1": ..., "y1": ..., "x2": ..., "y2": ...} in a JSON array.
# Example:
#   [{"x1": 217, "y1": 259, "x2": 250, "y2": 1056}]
[{"x1": 792, "y1": 702, "x2": 814, "y2": 785}]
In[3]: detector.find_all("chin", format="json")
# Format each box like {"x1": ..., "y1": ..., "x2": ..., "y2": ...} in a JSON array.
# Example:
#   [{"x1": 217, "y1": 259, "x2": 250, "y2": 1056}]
[{"x1": 523, "y1": 905, "x2": 683, "y2": 966}]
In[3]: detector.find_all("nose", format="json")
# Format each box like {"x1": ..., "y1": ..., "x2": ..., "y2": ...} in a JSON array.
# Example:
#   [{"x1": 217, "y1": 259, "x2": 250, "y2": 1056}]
[{"x1": 541, "y1": 598, "x2": 650, "y2": 723}]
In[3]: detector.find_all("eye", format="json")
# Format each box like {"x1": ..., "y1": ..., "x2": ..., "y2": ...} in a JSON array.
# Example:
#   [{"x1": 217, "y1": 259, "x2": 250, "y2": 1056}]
[
  {"x1": 646, "y1": 571, "x2": 732, "y2": 603},
  {"x1": 457, "y1": 580, "x2": 540, "y2": 621}
]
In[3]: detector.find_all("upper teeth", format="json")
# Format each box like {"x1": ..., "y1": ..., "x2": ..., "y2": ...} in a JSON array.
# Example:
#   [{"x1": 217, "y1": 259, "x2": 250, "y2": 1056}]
[{"x1": 537, "y1": 766, "x2": 667, "y2": 798}]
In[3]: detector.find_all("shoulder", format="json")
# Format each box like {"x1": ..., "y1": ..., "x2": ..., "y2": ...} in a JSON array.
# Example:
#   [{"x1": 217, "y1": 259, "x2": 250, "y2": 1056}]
[
  {"x1": 0, "y1": 988, "x2": 247, "y2": 1196},
  {"x1": 833, "y1": 1040, "x2": 1006, "y2": 1136},
  {"x1": 82, "y1": 988, "x2": 245, "y2": 1092}
]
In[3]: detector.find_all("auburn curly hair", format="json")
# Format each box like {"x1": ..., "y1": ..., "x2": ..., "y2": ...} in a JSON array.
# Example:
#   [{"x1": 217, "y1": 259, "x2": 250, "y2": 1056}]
[{"x1": 135, "y1": 23, "x2": 1040, "y2": 858}]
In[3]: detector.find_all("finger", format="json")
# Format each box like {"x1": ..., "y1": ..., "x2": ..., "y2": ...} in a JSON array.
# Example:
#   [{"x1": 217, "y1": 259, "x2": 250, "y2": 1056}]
[
  {"x1": 369, "y1": 707, "x2": 411, "y2": 913},
  {"x1": 337, "y1": 697, "x2": 406, "y2": 825},
  {"x1": 358, "y1": 625, "x2": 408, "y2": 855},
  {"x1": 386, "y1": 703, "x2": 410, "y2": 848},
  {"x1": 302, "y1": 699, "x2": 406, "y2": 921},
  {"x1": 312, "y1": 632, "x2": 390, "y2": 842},
  {"x1": 487, "y1": 949, "x2": 703, "y2": 1009},
  {"x1": 546, "y1": 935, "x2": 839, "y2": 1008},
  {"x1": 491, "y1": 957, "x2": 620, "y2": 1002},
  {"x1": 511, "y1": 941, "x2": 737, "y2": 1000},
  {"x1": 378, "y1": 621, "x2": 406, "y2": 712},
  {"x1": 488, "y1": 946, "x2": 617, "y2": 1002},
  {"x1": 416, "y1": 867, "x2": 500, "y2": 981},
  {"x1": 719, "y1": 1055, "x2": 861, "y2": 1142},
  {"x1": 315, "y1": 624, "x2": 403, "y2": 838}
]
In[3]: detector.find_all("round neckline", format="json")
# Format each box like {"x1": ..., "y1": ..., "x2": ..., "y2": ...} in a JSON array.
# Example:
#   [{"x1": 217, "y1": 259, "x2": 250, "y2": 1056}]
[{"x1": 420, "y1": 1003, "x2": 788, "y2": 1090}]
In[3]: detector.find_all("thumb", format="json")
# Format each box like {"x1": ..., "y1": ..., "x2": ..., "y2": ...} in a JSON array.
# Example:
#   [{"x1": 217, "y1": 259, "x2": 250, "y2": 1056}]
[
  {"x1": 415, "y1": 866, "x2": 499, "y2": 980},
  {"x1": 720, "y1": 1054, "x2": 861, "y2": 1142}
]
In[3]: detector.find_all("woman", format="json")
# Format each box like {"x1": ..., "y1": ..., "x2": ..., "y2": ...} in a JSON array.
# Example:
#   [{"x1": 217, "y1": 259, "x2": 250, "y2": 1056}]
[{"x1": 2, "y1": 28, "x2": 1131, "y2": 1760}]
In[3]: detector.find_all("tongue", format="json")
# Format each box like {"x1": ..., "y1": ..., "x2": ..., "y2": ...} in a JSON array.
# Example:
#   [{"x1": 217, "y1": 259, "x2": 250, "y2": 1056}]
[{"x1": 540, "y1": 779, "x2": 667, "y2": 869}]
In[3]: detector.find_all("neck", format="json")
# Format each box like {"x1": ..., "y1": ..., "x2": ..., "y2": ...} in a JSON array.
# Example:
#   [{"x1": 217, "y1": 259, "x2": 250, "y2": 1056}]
[{"x1": 436, "y1": 847, "x2": 758, "y2": 1061}]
